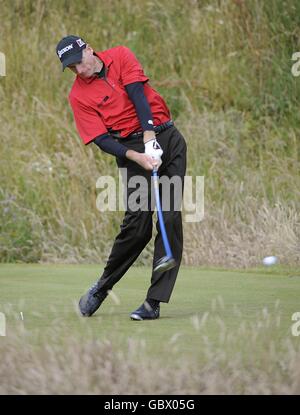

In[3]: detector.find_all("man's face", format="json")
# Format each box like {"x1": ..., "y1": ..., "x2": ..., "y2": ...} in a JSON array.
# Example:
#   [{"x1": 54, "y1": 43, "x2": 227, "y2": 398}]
[{"x1": 68, "y1": 46, "x2": 96, "y2": 78}]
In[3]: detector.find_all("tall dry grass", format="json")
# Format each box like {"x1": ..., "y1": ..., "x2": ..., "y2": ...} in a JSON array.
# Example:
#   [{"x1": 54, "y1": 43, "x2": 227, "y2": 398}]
[
  {"x1": 1, "y1": 303, "x2": 300, "y2": 394},
  {"x1": 0, "y1": 0, "x2": 299, "y2": 265}
]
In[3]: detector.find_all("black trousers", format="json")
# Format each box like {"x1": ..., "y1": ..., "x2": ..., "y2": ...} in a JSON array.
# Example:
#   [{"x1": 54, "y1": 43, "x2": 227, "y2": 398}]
[{"x1": 97, "y1": 125, "x2": 187, "y2": 303}]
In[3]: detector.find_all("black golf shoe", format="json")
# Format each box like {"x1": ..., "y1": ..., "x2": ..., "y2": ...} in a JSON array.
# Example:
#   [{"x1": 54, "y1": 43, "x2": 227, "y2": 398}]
[
  {"x1": 130, "y1": 301, "x2": 160, "y2": 321},
  {"x1": 79, "y1": 283, "x2": 108, "y2": 317}
]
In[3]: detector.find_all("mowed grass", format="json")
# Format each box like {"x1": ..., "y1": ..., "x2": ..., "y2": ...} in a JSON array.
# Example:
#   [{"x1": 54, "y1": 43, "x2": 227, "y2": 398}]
[
  {"x1": 1, "y1": 264, "x2": 300, "y2": 394},
  {"x1": 1, "y1": 263, "x2": 300, "y2": 356}
]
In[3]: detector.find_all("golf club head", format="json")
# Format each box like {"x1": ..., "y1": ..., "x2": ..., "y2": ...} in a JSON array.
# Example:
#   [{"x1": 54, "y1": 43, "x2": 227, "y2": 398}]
[{"x1": 153, "y1": 256, "x2": 176, "y2": 273}]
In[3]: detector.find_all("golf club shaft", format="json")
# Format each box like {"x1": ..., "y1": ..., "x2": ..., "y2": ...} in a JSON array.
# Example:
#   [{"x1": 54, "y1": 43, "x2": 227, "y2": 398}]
[{"x1": 152, "y1": 168, "x2": 173, "y2": 259}]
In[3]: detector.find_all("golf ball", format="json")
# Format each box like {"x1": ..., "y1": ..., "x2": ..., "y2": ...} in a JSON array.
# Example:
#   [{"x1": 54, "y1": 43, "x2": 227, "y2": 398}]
[{"x1": 263, "y1": 256, "x2": 278, "y2": 266}]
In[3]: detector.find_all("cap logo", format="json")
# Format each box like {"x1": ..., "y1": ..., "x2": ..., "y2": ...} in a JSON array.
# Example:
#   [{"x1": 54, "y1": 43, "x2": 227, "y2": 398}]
[
  {"x1": 76, "y1": 39, "x2": 85, "y2": 47},
  {"x1": 58, "y1": 44, "x2": 73, "y2": 58}
]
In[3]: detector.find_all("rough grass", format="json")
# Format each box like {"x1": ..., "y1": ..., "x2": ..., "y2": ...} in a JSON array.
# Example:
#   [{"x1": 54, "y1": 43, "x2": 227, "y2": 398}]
[
  {"x1": 1, "y1": 264, "x2": 300, "y2": 394},
  {"x1": 0, "y1": 0, "x2": 299, "y2": 266},
  {"x1": 1, "y1": 320, "x2": 300, "y2": 395}
]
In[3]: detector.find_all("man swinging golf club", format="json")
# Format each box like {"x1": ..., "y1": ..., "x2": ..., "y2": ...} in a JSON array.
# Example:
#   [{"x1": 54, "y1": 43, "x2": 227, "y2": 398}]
[{"x1": 56, "y1": 35, "x2": 187, "y2": 320}]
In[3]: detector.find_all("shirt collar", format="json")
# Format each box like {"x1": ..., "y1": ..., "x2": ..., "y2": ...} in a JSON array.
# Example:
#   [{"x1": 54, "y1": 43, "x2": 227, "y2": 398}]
[
  {"x1": 77, "y1": 51, "x2": 113, "y2": 84},
  {"x1": 95, "y1": 51, "x2": 113, "y2": 67}
]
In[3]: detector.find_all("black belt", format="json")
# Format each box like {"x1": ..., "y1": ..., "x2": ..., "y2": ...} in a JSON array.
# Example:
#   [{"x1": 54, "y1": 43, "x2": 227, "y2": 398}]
[
  {"x1": 128, "y1": 120, "x2": 174, "y2": 139},
  {"x1": 110, "y1": 120, "x2": 174, "y2": 140}
]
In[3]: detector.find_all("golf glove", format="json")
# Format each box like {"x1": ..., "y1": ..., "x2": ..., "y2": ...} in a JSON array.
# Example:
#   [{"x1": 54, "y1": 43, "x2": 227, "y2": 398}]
[{"x1": 144, "y1": 138, "x2": 163, "y2": 168}]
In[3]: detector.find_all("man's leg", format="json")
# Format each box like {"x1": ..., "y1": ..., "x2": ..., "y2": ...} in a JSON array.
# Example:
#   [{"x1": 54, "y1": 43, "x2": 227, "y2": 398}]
[
  {"x1": 79, "y1": 145, "x2": 154, "y2": 316},
  {"x1": 97, "y1": 209, "x2": 153, "y2": 292},
  {"x1": 79, "y1": 206, "x2": 153, "y2": 316},
  {"x1": 130, "y1": 126, "x2": 187, "y2": 320},
  {"x1": 97, "y1": 153, "x2": 154, "y2": 291},
  {"x1": 146, "y1": 126, "x2": 187, "y2": 303}
]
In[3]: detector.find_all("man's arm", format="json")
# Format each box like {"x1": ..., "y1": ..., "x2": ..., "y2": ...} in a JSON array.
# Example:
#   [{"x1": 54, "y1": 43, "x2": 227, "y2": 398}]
[
  {"x1": 125, "y1": 81, "x2": 163, "y2": 167},
  {"x1": 125, "y1": 82, "x2": 156, "y2": 143},
  {"x1": 94, "y1": 133, "x2": 128, "y2": 159},
  {"x1": 118, "y1": 47, "x2": 157, "y2": 145},
  {"x1": 93, "y1": 133, "x2": 155, "y2": 170}
]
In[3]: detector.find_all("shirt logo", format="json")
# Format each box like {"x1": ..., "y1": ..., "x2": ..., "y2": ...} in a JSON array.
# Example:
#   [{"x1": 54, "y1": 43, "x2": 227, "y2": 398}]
[
  {"x1": 76, "y1": 39, "x2": 85, "y2": 47},
  {"x1": 58, "y1": 44, "x2": 73, "y2": 58}
]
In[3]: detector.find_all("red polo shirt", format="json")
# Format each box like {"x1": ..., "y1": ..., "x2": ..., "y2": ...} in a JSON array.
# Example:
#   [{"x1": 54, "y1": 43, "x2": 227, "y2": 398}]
[{"x1": 69, "y1": 46, "x2": 171, "y2": 144}]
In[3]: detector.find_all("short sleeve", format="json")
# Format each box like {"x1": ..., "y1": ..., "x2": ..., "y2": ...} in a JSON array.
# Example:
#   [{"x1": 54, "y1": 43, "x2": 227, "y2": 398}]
[
  {"x1": 69, "y1": 95, "x2": 107, "y2": 144},
  {"x1": 119, "y1": 46, "x2": 149, "y2": 86}
]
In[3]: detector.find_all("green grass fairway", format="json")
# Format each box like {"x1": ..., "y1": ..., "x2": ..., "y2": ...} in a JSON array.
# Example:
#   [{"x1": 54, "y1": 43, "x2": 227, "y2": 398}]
[
  {"x1": 1, "y1": 264, "x2": 300, "y2": 394},
  {"x1": 1, "y1": 264, "x2": 300, "y2": 358}
]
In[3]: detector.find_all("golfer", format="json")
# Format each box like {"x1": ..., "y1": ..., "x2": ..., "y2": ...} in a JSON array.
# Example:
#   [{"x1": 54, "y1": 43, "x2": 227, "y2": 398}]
[{"x1": 56, "y1": 35, "x2": 187, "y2": 320}]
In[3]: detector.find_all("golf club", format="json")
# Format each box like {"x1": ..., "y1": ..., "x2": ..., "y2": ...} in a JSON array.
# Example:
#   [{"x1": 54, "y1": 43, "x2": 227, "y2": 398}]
[{"x1": 152, "y1": 167, "x2": 176, "y2": 273}]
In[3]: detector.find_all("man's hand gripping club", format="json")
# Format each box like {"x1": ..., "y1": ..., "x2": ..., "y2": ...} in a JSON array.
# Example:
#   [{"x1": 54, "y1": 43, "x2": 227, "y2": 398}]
[
  {"x1": 126, "y1": 132, "x2": 163, "y2": 171},
  {"x1": 144, "y1": 138, "x2": 163, "y2": 169}
]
